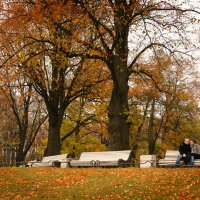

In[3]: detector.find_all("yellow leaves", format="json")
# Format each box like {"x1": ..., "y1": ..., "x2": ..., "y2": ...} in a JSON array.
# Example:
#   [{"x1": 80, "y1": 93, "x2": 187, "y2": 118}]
[{"x1": 88, "y1": 49, "x2": 106, "y2": 58}]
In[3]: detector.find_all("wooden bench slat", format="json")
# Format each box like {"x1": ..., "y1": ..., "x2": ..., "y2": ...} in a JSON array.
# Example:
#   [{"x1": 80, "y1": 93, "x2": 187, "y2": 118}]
[
  {"x1": 70, "y1": 150, "x2": 133, "y2": 167},
  {"x1": 28, "y1": 154, "x2": 69, "y2": 167}
]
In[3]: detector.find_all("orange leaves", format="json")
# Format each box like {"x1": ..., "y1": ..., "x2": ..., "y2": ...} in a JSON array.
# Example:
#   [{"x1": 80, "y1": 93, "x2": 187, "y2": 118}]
[{"x1": 0, "y1": 168, "x2": 200, "y2": 199}]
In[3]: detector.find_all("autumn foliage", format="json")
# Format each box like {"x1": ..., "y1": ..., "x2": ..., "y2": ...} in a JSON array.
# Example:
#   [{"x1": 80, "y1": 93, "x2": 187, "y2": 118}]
[{"x1": 0, "y1": 0, "x2": 200, "y2": 163}]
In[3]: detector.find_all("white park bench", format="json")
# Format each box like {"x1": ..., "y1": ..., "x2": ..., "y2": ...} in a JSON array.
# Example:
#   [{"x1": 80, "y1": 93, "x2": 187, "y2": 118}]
[
  {"x1": 158, "y1": 150, "x2": 200, "y2": 167},
  {"x1": 70, "y1": 150, "x2": 133, "y2": 168},
  {"x1": 27, "y1": 154, "x2": 70, "y2": 168}
]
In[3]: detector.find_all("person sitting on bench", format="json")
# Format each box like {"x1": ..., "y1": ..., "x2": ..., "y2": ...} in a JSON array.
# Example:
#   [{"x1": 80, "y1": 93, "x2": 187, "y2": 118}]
[
  {"x1": 190, "y1": 139, "x2": 200, "y2": 165},
  {"x1": 175, "y1": 138, "x2": 191, "y2": 165}
]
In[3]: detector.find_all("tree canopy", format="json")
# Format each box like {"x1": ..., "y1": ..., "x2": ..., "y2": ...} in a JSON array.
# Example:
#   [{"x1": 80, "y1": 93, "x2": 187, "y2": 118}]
[{"x1": 0, "y1": 0, "x2": 200, "y2": 164}]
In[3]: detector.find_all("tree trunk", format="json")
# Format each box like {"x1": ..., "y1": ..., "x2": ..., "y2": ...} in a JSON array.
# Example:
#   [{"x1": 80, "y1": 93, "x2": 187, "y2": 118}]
[
  {"x1": 16, "y1": 143, "x2": 26, "y2": 166},
  {"x1": 148, "y1": 99, "x2": 156, "y2": 154},
  {"x1": 136, "y1": 100, "x2": 150, "y2": 138},
  {"x1": 44, "y1": 109, "x2": 63, "y2": 156},
  {"x1": 108, "y1": 82, "x2": 130, "y2": 150},
  {"x1": 107, "y1": 11, "x2": 130, "y2": 150}
]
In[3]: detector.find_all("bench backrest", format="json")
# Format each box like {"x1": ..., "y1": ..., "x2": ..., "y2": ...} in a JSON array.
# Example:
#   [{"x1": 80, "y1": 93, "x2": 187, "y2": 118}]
[
  {"x1": 41, "y1": 154, "x2": 68, "y2": 162},
  {"x1": 164, "y1": 150, "x2": 179, "y2": 158},
  {"x1": 78, "y1": 150, "x2": 132, "y2": 161}
]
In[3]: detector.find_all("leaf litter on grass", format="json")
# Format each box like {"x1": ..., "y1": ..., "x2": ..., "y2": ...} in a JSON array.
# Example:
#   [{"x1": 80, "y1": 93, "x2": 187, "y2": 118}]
[{"x1": 0, "y1": 168, "x2": 199, "y2": 200}]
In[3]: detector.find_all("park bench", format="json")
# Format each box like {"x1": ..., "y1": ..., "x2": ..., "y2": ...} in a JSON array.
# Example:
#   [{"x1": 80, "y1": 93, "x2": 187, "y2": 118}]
[
  {"x1": 69, "y1": 150, "x2": 134, "y2": 168},
  {"x1": 27, "y1": 154, "x2": 70, "y2": 167},
  {"x1": 158, "y1": 150, "x2": 200, "y2": 167}
]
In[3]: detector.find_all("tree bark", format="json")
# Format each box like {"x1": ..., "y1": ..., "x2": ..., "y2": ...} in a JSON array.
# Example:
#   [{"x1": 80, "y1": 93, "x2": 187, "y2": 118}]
[
  {"x1": 44, "y1": 108, "x2": 63, "y2": 156},
  {"x1": 16, "y1": 140, "x2": 26, "y2": 166},
  {"x1": 107, "y1": 9, "x2": 130, "y2": 150},
  {"x1": 16, "y1": 150, "x2": 25, "y2": 166},
  {"x1": 108, "y1": 82, "x2": 130, "y2": 150},
  {"x1": 148, "y1": 98, "x2": 156, "y2": 154}
]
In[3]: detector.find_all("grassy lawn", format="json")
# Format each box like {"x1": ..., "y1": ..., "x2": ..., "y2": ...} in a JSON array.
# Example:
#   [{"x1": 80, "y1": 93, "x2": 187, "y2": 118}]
[{"x1": 0, "y1": 167, "x2": 200, "y2": 200}]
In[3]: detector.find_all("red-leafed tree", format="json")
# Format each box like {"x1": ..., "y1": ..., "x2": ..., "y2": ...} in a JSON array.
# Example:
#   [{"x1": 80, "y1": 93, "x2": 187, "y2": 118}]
[{"x1": 0, "y1": 0, "x2": 109, "y2": 156}]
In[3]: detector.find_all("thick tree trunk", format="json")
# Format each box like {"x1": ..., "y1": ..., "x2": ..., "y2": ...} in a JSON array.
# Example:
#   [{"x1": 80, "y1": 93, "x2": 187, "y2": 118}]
[
  {"x1": 107, "y1": 11, "x2": 130, "y2": 150},
  {"x1": 44, "y1": 113, "x2": 62, "y2": 156},
  {"x1": 108, "y1": 82, "x2": 130, "y2": 150},
  {"x1": 16, "y1": 152, "x2": 25, "y2": 166},
  {"x1": 16, "y1": 143, "x2": 26, "y2": 166}
]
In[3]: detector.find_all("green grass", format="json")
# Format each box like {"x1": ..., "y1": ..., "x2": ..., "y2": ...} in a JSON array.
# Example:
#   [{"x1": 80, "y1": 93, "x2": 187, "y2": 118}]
[{"x1": 0, "y1": 167, "x2": 200, "y2": 199}]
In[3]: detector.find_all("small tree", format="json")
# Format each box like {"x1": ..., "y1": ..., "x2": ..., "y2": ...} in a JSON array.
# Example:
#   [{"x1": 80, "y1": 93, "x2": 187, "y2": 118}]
[{"x1": 0, "y1": 68, "x2": 47, "y2": 165}]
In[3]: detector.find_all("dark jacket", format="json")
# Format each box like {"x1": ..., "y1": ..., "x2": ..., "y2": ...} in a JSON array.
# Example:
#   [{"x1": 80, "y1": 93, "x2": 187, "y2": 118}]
[{"x1": 179, "y1": 142, "x2": 191, "y2": 155}]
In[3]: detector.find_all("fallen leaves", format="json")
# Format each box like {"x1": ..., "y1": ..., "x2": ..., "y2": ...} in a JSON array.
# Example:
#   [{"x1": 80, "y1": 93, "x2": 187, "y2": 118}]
[{"x1": 0, "y1": 168, "x2": 200, "y2": 199}]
